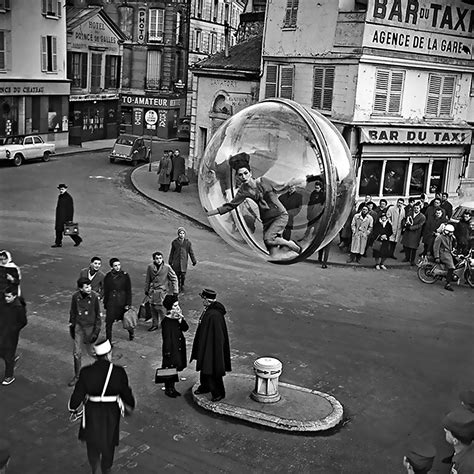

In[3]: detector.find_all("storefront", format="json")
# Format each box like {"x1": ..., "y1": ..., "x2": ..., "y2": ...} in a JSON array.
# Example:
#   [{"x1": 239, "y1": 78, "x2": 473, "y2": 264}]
[
  {"x1": 0, "y1": 80, "x2": 70, "y2": 147},
  {"x1": 120, "y1": 94, "x2": 184, "y2": 139},
  {"x1": 355, "y1": 125, "x2": 472, "y2": 203}
]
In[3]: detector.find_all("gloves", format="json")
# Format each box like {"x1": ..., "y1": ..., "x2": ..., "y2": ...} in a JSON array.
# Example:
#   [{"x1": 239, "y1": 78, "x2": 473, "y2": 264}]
[{"x1": 69, "y1": 324, "x2": 75, "y2": 340}]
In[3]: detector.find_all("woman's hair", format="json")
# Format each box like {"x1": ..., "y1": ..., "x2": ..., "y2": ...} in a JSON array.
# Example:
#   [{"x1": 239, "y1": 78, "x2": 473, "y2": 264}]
[{"x1": 229, "y1": 152, "x2": 250, "y2": 172}]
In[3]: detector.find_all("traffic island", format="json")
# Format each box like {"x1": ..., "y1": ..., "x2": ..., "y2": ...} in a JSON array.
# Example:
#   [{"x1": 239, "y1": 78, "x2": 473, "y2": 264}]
[{"x1": 192, "y1": 374, "x2": 343, "y2": 432}]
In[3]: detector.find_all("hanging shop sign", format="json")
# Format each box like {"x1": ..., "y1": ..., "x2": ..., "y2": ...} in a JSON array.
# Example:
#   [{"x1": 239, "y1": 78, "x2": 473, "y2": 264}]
[
  {"x1": 137, "y1": 8, "x2": 147, "y2": 44},
  {"x1": 70, "y1": 93, "x2": 119, "y2": 102}
]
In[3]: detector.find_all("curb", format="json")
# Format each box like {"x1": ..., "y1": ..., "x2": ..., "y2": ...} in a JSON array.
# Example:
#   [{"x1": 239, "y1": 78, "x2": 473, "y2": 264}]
[{"x1": 55, "y1": 147, "x2": 112, "y2": 157}]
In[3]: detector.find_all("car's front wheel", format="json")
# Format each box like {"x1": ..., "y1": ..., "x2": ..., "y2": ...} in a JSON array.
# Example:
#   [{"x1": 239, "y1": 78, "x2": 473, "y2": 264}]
[
  {"x1": 43, "y1": 151, "x2": 50, "y2": 162},
  {"x1": 13, "y1": 154, "x2": 23, "y2": 167}
]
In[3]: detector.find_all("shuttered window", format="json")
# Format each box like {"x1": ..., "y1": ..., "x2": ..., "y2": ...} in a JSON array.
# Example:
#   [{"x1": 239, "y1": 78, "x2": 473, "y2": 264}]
[
  {"x1": 105, "y1": 55, "x2": 121, "y2": 89},
  {"x1": 68, "y1": 52, "x2": 87, "y2": 88},
  {"x1": 41, "y1": 35, "x2": 57, "y2": 72},
  {"x1": 373, "y1": 68, "x2": 404, "y2": 114},
  {"x1": 149, "y1": 9, "x2": 164, "y2": 42},
  {"x1": 90, "y1": 53, "x2": 102, "y2": 91},
  {"x1": 146, "y1": 50, "x2": 162, "y2": 89},
  {"x1": 42, "y1": 0, "x2": 61, "y2": 17},
  {"x1": 264, "y1": 64, "x2": 294, "y2": 99},
  {"x1": 0, "y1": 0, "x2": 11, "y2": 10},
  {"x1": 312, "y1": 67, "x2": 335, "y2": 111},
  {"x1": 0, "y1": 31, "x2": 4, "y2": 69},
  {"x1": 283, "y1": 0, "x2": 299, "y2": 28},
  {"x1": 425, "y1": 74, "x2": 455, "y2": 117}
]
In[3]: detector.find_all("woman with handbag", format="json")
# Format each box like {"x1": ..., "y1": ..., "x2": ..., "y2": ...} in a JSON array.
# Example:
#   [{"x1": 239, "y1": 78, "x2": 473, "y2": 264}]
[
  {"x1": 371, "y1": 214, "x2": 393, "y2": 270},
  {"x1": 160, "y1": 294, "x2": 189, "y2": 398}
]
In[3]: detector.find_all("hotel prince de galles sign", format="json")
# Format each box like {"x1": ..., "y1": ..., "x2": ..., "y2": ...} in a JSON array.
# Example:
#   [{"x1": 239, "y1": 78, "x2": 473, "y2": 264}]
[
  {"x1": 364, "y1": 0, "x2": 474, "y2": 60},
  {"x1": 71, "y1": 15, "x2": 120, "y2": 54}
]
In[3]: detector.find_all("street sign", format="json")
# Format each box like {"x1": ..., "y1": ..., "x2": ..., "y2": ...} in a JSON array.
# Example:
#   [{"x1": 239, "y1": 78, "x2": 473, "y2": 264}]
[{"x1": 145, "y1": 110, "x2": 158, "y2": 125}]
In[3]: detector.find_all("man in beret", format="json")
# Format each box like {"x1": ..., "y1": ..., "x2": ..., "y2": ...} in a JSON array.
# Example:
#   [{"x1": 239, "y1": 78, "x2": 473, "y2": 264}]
[
  {"x1": 191, "y1": 289, "x2": 231, "y2": 402},
  {"x1": 403, "y1": 440, "x2": 436, "y2": 473},
  {"x1": 52, "y1": 184, "x2": 82, "y2": 248},
  {"x1": 443, "y1": 408, "x2": 474, "y2": 472}
]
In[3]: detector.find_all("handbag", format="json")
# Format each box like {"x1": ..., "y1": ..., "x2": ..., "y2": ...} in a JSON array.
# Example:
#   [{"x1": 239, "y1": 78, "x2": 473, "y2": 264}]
[
  {"x1": 155, "y1": 367, "x2": 179, "y2": 384},
  {"x1": 122, "y1": 307, "x2": 138, "y2": 331},
  {"x1": 372, "y1": 238, "x2": 382, "y2": 252},
  {"x1": 177, "y1": 174, "x2": 189, "y2": 186},
  {"x1": 64, "y1": 222, "x2": 79, "y2": 236}
]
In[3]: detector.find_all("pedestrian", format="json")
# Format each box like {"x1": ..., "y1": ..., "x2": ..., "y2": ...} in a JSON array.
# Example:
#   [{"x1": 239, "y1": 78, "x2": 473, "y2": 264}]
[
  {"x1": 103, "y1": 258, "x2": 133, "y2": 342},
  {"x1": 357, "y1": 195, "x2": 373, "y2": 213},
  {"x1": 401, "y1": 203, "x2": 426, "y2": 266},
  {"x1": 425, "y1": 197, "x2": 446, "y2": 223},
  {"x1": 68, "y1": 277, "x2": 102, "y2": 387},
  {"x1": 347, "y1": 205, "x2": 373, "y2": 263},
  {"x1": 339, "y1": 203, "x2": 357, "y2": 252},
  {"x1": 168, "y1": 227, "x2": 197, "y2": 293},
  {"x1": 278, "y1": 184, "x2": 303, "y2": 240},
  {"x1": 402, "y1": 440, "x2": 436, "y2": 473},
  {"x1": 79, "y1": 257, "x2": 105, "y2": 299},
  {"x1": 301, "y1": 181, "x2": 325, "y2": 242},
  {"x1": 317, "y1": 241, "x2": 332, "y2": 269},
  {"x1": 145, "y1": 252, "x2": 178, "y2": 332},
  {"x1": 371, "y1": 213, "x2": 392, "y2": 270},
  {"x1": 442, "y1": 408, "x2": 474, "y2": 473},
  {"x1": 157, "y1": 150, "x2": 173, "y2": 192},
  {"x1": 419, "y1": 193, "x2": 429, "y2": 215},
  {"x1": 160, "y1": 294, "x2": 189, "y2": 398},
  {"x1": 51, "y1": 184, "x2": 82, "y2": 248},
  {"x1": 441, "y1": 192, "x2": 453, "y2": 219},
  {"x1": 191, "y1": 289, "x2": 231, "y2": 402},
  {"x1": 433, "y1": 224, "x2": 456, "y2": 291},
  {"x1": 0, "y1": 251, "x2": 21, "y2": 296},
  {"x1": 454, "y1": 211, "x2": 472, "y2": 255},
  {"x1": 386, "y1": 198, "x2": 405, "y2": 259},
  {"x1": 171, "y1": 149, "x2": 186, "y2": 193},
  {"x1": 374, "y1": 199, "x2": 389, "y2": 221},
  {"x1": 0, "y1": 286, "x2": 27, "y2": 386},
  {"x1": 422, "y1": 208, "x2": 447, "y2": 257},
  {"x1": 68, "y1": 339, "x2": 135, "y2": 474}
]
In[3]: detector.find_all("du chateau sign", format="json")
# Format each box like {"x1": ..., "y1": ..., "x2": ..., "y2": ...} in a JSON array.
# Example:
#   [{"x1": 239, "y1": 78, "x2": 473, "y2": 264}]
[{"x1": 364, "y1": 0, "x2": 474, "y2": 59}]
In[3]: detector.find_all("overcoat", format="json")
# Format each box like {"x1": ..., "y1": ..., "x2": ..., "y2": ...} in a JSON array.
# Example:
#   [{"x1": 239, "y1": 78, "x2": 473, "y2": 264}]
[
  {"x1": 79, "y1": 267, "x2": 105, "y2": 298},
  {"x1": 144, "y1": 263, "x2": 178, "y2": 306},
  {"x1": 433, "y1": 233, "x2": 455, "y2": 269},
  {"x1": 103, "y1": 271, "x2": 131, "y2": 321},
  {"x1": 454, "y1": 219, "x2": 472, "y2": 252},
  {"x1": 157, "y1": 155, "x2": 173, "y2": 185},
  {"x1": 0, "y1": 296, "x2": 27, "y2": 354},
  {"x1": 370, "y1": 221, "x2": 393, "y2": 258},
  {"x1": 401, "y1": 212, "x2": 426, "y2": 249},
  {"x1": 161, "y1": 316, "x2": 189, "y2": 371},
  {"x1": 350, "y1": 212, "x2": 373, "y2": 254},
  {"x1": 0, "y1": 264, "x2": 20, "y2": 295},
  {"x1": 168, "y1": 238, "x2": 196, "y2": 273},
  {"x1": 422, "y1": 215, "x2": 447, "y2": 245},
  {"x1": 171, "y1": 154, "x2": 186, "y2": 182},
  {"x1": 69, "y1": 359, "x2": 135, "y2": 450},
  {"x1": 386, "y1": 205, "x2": 405, "y2": 243},
  {"x1": 190, "y1": 301, "x2": 231, "y2": 377},
  {"x1": 55, "y1": 192, "x2": 74, "y2": 231}
]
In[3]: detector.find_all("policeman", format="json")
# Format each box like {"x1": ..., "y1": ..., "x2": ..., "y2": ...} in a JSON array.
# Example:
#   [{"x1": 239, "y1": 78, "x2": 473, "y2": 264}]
[
  {"x1": 443, "y1": 408, "x2": 474, "y2": 473},
  {"x1": 403, "y1": 440, "x2": 436, "y2": 473}
]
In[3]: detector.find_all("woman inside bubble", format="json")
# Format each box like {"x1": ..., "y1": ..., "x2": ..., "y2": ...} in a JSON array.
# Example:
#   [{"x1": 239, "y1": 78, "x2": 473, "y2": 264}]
[{"x1": 204, "y1": 152, "x2": 305, "y2": 257}]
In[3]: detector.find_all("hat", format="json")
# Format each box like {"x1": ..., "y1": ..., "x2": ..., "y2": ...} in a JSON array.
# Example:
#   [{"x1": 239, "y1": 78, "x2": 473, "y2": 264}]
[
  {"x1": 162, "y1": 294, "x2": 178, "y2": 311},
  {"x1": 57, "y1": 183, "x2": 68, "y2": 189},
  {"x1": 406, "y1": 440, "x2": 436, "y2": 471},
  {"x1": 445, "y1": 224, "x2": 455, "y2": 233},
  {"x1": 177, "y1": 227, "x2": 186, "y2": 235},
  {"x1": 460, "y1": 391, "x2": 474, "y2": 411},
  {"x1": 200, "y1": 288, "x2": 217, "y2": 299},
  {"x1": 443, "y1": 408, "x2": 474, "y2": 441},
  {"x1": 109, "y1": 257, "x2": 120, "y2": 267},
  {"x1": 229, "y1": 152, "x2": 250, "y2": 171},
  {"x1": 0, "y1": 439, "x2": 10, "y2": 469},
  {"x1": 94, "y1": 339, "x2": 112, "y2": 356}
]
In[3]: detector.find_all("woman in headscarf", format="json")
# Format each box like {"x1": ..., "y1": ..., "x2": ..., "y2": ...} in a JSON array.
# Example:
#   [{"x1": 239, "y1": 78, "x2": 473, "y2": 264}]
[
  {"x1": 0, "y1": 251, "x2": 21, "y2": 296},
  {"x1": 205, "y1": 152, "x2": 305, "y2": 257}
]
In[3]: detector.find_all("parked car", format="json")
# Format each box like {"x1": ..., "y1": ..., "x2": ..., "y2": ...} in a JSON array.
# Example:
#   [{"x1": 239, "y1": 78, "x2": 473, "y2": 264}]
[
  {"x1": 0, "y1": 135, "x2": 56, "y2": 166},
  {"x1": 109, "y1": 134, "x2": 149, "y2": 166},
  {"x1": 176, "y1": 116, "x2": 190, "y2": 141},
  {"x1": 450, "y1": 201, "x2": 474, "y2": 228}
]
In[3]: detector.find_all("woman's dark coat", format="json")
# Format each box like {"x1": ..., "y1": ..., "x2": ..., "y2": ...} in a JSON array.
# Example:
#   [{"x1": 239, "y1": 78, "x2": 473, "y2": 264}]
[
  {"x1": 161, "y1": 317, "x2": 189, "y2": 371},
  {"x1": 171, "y1": 154, "x2": 186, "y2": 182},
  {"x1": 103, "y1": 271, "x2": 132, "y2": 321},
  {"x1": 169, "y1": 238, "x2": 196, "y2": 273},
  {"x1": 401, "y1": 212, "x2": 426, "y2": 249},
  {"x1": 370, "y1": 221, "x2": 393, "y2": 258},
  {"x1": 0, "y1": 266, "x2": 19, "y2": 295},
  {"x1": 55, "y1": 192, "x2": 74, "y2": 231},
  {"x1": 0, "y1": 296, "x2": 27, "y2": 354},
  {"x1": 190, "y1": 301, "x2": 231, "y2": 377}
]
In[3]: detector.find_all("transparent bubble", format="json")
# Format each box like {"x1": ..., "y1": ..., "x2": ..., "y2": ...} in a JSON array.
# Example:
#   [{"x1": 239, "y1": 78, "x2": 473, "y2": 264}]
[{"x1": 198, "y1": 98, "x2": 355, "y2": 264}]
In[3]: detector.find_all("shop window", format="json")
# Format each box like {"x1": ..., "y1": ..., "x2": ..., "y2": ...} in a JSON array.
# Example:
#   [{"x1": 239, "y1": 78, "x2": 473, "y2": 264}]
[
  {"x1": 90, "y1": 53, "x2": 102, "y2": 92},
  {"x1": 48, "y1": 96, "x2": 62, "y2": 132},
  {"x1": 41, "y1": 35, "x2": 57, "y2": 72},
  {"x1": 283, "y1": 0, "x2": 298, "y2": 28},
  {"x1": 409, "y1": 163, "x2": 428, "y2": 195},
  {"x1": 149, "y1": 9, "x2": 164, "y2": 43},
  {"x1": 0, "y1": 0, "x2": 11, "y2": 11},
  {"x1": 31, "y1": 97, "x2": 42, "y2": 133},
  {"x1": 359, "y1": 160, "x2": 382, "y2": 196},
  {"x1": 425, "y1": 74, "x2": 455, "y2": 118},
  {"x1": 373, "y1": 68, "x2": 405, "y2": 114},
  {"x1": 68, "y1": 52, "x2": 87, "y2": 89},
  {"x1": 359, "y1": 160, "x2": 407, "y2": 196},
  {"x1": 42, "y1": 0, "x2": 61, "y2": 18},
  {"x1": 105, "y1": 55, "x2": 121, "y2": 89},
  {"x1": 312, "y1": 66, "x2": 334, "y2": 112},
  {"x1": 0, "y1": 97, "x2": 18, "y2": 136},
  {"x1": 264, "y1": 64, "x2": 294, "y2": 99},
  {"x1": 146, "y1": 50, "x2": 161, "y2": 89},
  {"x1": 383, "y1": 161, "x2": 406, "y2": 195},
  {"x1": 429, "y1": 160, "x2": 446, "y2": 193}
]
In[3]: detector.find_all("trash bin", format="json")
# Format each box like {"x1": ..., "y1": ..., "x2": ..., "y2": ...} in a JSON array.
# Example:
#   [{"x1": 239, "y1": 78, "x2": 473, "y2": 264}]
[{"x1": 251, "y1": 357, "x2": 283, "y2": 403}]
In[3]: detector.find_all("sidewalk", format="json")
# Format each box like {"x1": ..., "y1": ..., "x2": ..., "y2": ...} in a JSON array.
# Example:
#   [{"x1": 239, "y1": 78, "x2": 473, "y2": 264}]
[{"x1": 130, "y1": 163, "x2": 416, "y2": 269}]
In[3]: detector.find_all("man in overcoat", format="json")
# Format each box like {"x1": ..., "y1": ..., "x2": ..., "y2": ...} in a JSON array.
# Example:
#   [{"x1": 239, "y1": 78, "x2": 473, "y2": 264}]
[
  {"x1": 401, "y1": 203, "x2": 426, "y2": 265},
  {"x1": 191, "y1": 289, "x2": 231, "y2": 402},
  {"x1": 347, "y1": 205, "x2": 373, "y2": 263},
  {"x1": 52, "y1": 184, "x2": 82, "y2": 248},
  {"x1": 0, "y1": 286, "x2": 27, "y2": 385},
  {"x1": 386, "y1": 198, "x2": 405, "y2": 259},
  {"x1": 68, "y1": 339, "x2": 135, "y2": 474},
  {"x1": 171, "y1": 149, "x2": 186, "y2": 193},
  {"x1": 79, "y1": 257, "x2": 105, "y2": 298},
  {"x1": 157, "y1": 150, "x2": 173, "y2": 192},
  {"x1": 433, "y1": 224, "x2": 456, "y2": 291},
  {"x1": 168, "y1": 228, "x2": 197, "y2": 293},
  {"x1": 279, "y1": 184, "x2": 303, "y2": 241},
  {"x1": 103, "y1": 258, "x2": 132, "y2": 342}
]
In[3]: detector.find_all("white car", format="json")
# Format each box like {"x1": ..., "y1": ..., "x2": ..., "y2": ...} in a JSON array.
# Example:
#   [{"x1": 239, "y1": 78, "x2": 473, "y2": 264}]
[{"x1": 0, "y1": 135, "x2": 56, "y2": 166}]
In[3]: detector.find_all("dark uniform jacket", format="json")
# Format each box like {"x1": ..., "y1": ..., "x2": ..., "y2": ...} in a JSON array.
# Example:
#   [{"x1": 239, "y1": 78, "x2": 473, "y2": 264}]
[
  {"x1": 169, "y1": 238, "x2": 196, "y2": 273},
  {"x1": 190, "y1": 301, "x2": 231, "y2": 377},
  {"x1": 0, "y1": 296, "x2": 27, "y2": 354},
  {"x1": 161, "y1": 316, "x2": 189, "y2": 371},
  {"x1": 69, "y1": 359, "x2": 135, "y2": 450},
  {"x1": 103, "y1": 270, "x2": 132, "y2": 321},
  {"x1": 55, "y1": 192, "x2": 74, "y2": 231}
]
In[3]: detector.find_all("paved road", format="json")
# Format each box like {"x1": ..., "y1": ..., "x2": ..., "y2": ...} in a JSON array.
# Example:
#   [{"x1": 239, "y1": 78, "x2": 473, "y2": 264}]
[{"x1": 0, "y1": 151, "x2": 472, "y2": 473}]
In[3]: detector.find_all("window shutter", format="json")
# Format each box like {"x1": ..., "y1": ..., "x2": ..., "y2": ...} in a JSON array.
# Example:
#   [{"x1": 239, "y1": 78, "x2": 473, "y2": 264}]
[
  {"x1": 42, "y1": 0, "x2": 47, "y2": 14},
  {"x1": 290, "y1": 0, "x2": 299, "y2": 26},
  {"x1": 426, "y1": 74, "x2": 442, "y2": 116},
  {"x1": 374, "y1": 69, "x2": 389, "y2": 112},
  {"x1": 66, "y1": 51, "x2": 72, "y2": 79},
  {"x1": 146, "y1": 50, "x2": 161, "y2": 89},
  {"x1": 322, "y1": 67, "x2": 334, "y2": 111},
  {"x1": 312, "y1": 67, "x2": 324, "y2": 109},
  {"x1": 41, "y1": 36, "x2": 48, "y2": 71},
  {"x1": 58, "y1": 1, "x2": 61, "y2": 17},
  {"x1": 105, "y1": 56, "x2": 111, "y2": 89},
  {"x1": 280, "y1": 66, "x2": 294, "y2": 99},
  {"x1": 388, "y1": 71, "x2": 404, "y2": 113},
  {"x1": 0, "y1": 32, "x2": 4, "y2": 70},
  {"x1": 81, "y1": 52, "x2": 88, "y2": 88},
  {"x1": 116, "y1": 56, "x2": 121, "y2": 88},
  {"x1": 4, "y1": 0, "x2": 11, "y2": 9},
  {"x1": 265, "y1": 64, "x2": 278, "y2": 99},
  {"x1": 439, "y1": 76, "x2": 455, "y2": 116},
  {"x1": 52, "y1": 36, "x2": 57, "y2": 71}
]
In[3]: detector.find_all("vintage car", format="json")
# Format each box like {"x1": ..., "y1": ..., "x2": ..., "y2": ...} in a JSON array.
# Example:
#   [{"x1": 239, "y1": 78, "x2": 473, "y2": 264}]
[
  {"x1": 0, "y1": 135, "x2": 56, "y2": 166},
  {"x1": 451, "y1": 201, "x2": 474, "y2": 227},
  {"x1": 109, "y1": 134, "x2": 149, "y2": 166}
]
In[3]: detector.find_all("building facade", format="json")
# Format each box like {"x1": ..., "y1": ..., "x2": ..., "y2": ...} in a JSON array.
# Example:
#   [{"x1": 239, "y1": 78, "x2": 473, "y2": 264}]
[
  {"x1": 260, "y1": 0, "x2": 474, "y2": 204},
  {"x1": 67, "y1": 7, "x2": 126, "y2": 143},
  {"x1": 0, "y1": 0, "x2": 70, "y2": 146}
]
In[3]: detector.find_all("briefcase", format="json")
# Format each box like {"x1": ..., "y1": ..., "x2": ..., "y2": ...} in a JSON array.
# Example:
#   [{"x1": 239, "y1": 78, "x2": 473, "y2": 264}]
[
  {"x1": 155, "y1": 368, "x2": 179, "y2": 384},
  {"x1": 64, "y1": 222, "x2": 79, "y2": 236}
]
